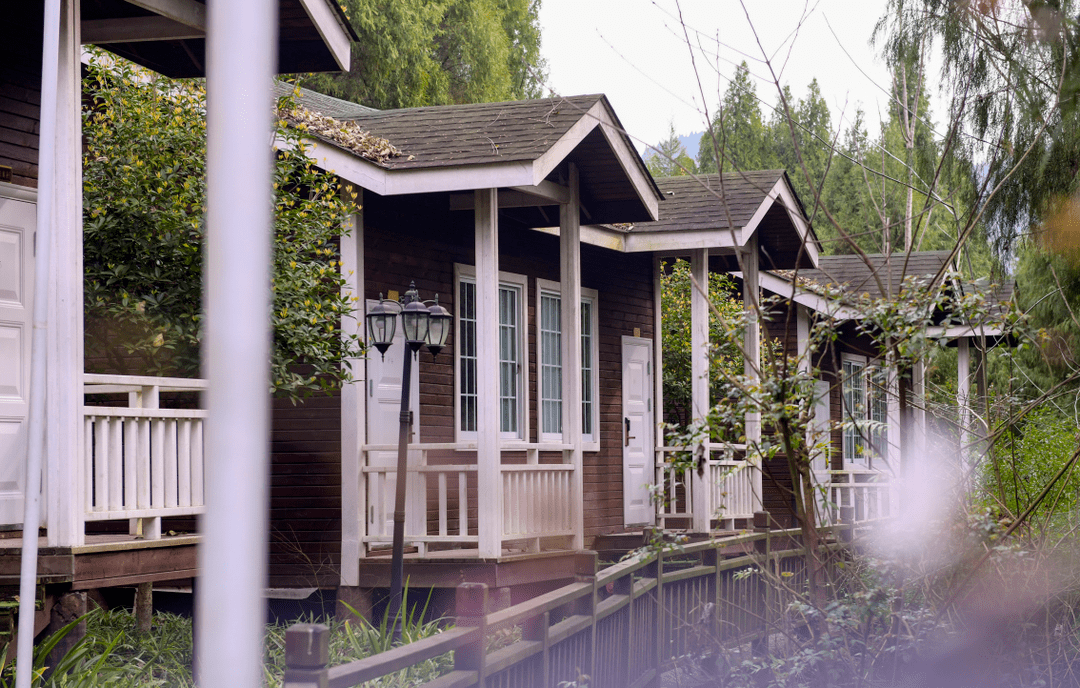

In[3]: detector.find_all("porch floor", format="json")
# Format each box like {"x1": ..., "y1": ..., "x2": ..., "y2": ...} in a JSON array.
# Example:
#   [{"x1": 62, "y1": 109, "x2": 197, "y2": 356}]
[
  {"x1": 0, "y1": 533, "x2": 199, "y2": 589},
  {"x1": 357, "y1": 547, "x2": 588, "y2": 589}
]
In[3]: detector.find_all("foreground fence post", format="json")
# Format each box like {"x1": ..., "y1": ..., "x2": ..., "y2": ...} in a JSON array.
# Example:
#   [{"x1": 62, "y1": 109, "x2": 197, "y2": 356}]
[
  {"x1": 283, "y1": 624, "x2": 329, "y2": 688},
  {"x1": 455, "y1": 583, "x2": 488, "y2": 684},
  {"x1": 752, "y1": 511, "x2": 771, "y2": 657},
  {"x1": 840, "y1": 505, "x2": 855, "y2": 544}
]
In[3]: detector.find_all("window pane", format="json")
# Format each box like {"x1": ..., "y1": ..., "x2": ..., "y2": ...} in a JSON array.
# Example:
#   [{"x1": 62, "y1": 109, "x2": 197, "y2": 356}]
[
  {"x1": 842, "y1": 360, "x2": 866, "y2": 460},
  {"x1": 869, "y1": 367, "x2": 888, "y2": 459},
  {"x1": 540, "y1": 293, "x2": 562, "y2": 435},
  {"x1": 499, "y1": 286, "x2": 519, "y2": 434},
  {"x1": 581, "y1": 301, "x2": 593, "y2": 437},
  {"x1": 459, "y1": 280, "x2": 478, "y2": 433}
]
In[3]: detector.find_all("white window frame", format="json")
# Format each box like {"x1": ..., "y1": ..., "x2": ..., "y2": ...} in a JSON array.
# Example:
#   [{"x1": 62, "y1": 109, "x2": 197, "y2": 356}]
[
  {"x1": 840, "y1": 353, "x2": 888, "y2": 467},
  {"x1": 535, "y1": 279, "x2": 600, "y2": 451},
  {"x1": 454, "y1": 264, "x2": 529, "y2": 443}
]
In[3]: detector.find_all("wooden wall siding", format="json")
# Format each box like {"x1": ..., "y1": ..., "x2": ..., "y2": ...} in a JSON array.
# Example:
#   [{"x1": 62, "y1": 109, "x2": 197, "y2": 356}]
[
  {"x1": 269, "y1": 391, "x2": 343, "y2": 588},
  {"x1": 1, "y1": 5, "x2": 44, "y2": 188},
  {"x1": 363, "y1": 193, "x2": 655, "y2": 546}
]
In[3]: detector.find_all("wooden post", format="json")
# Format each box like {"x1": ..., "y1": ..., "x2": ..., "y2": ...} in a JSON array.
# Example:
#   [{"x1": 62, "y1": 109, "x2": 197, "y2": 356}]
[
  {"x1": 135, "y1": 582, "x2": 152, "y2": 634},
  {"x1": 454, "y1": 583, "x2": 488, "y2": 683},
  {"x1": 742, "y1": 238, "x2": 762, "y2": 513},
  {"x1": 560, "y1": 164, "x2": 584, "y2": 551},
  {"x1": 573, "y1": 551, "x2": 598, "y2": 684},
  {"x1": 282, "y1": 624, "x2": 329, "y2": 688},
  {"x1": 475, "y1": 189, "x2": 502, "y2": 558},
  {"x1": 653, "y1": 256, "x2": 665, "y2": 485},
  {"x1": 47, "y1": 591, "x2": 87, "y2": 672},
  {"x1": 690, "y1": 249, "x2": 711, "y2": 534},
  {"x1": 839, "y1": 505, "x2": 855, "y2": 544},
  {"x1": 45, "y1": 0, "x2": 84, "y2": 549},
  {"x1": 340, "y1": 198, "x2": 366, "y2": 576}
]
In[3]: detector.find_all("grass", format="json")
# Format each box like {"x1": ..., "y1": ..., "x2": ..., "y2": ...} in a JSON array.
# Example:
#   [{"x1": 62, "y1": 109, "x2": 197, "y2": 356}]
[{"x1": 0, "y1": 598, "x2": 453, "y2": 688}]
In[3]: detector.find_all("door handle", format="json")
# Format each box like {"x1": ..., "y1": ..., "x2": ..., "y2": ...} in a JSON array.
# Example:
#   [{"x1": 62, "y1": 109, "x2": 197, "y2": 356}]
[{"x1": 624, "y1": 417, "x2": 635, "y2": 447}]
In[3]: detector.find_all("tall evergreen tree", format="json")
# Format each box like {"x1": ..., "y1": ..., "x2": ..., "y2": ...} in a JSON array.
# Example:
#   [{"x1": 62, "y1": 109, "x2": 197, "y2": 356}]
[{"x1": 697, "y1": 62, "x2": 775, "y2": 173}]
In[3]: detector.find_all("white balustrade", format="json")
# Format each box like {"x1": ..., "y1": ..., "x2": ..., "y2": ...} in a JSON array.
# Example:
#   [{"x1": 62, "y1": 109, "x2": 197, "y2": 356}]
[
  {"x1": 821, "y1": 469, "x2": 895, "y2": 523},
  {"x1": 655, "y1": 443, "x2": 755, "y2": 530},
  {"x1": 359, "y1": 442, "x2": 576, "y2": 554},
  {"x1": 83, "y1": 374, "x2": 208, "y2": 538}
]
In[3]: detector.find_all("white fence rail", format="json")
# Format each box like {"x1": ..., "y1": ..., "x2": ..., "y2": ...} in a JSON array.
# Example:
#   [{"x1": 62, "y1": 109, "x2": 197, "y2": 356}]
[
  {"x1": 820, "y1": 469, "x2": 896, "y2": 523},
  {"x1": 83, "y1": 374, "x2": 207, "y2": 539},
  {"x1": 360, "y1": 442, "x2": 575, "y2": 555},
  {"x1": 655, "y1": 443, "x2": 758, "y2": 530}
]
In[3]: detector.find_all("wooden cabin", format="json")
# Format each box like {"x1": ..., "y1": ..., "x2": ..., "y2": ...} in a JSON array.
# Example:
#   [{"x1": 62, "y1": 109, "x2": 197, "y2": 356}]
[{"x1": 0, "y1": 0, "x2": 354, "y2": 631}]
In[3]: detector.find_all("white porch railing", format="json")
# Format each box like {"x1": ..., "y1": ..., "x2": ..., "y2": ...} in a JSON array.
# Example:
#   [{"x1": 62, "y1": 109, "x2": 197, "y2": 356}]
[
  {"x1": 655, "y1": 443, "x2": 759, "y2": 530},
  {"x1": 83, "y1": 374, "x2": 207, "y2": 539},
  {"x1": 360, "y1": 442, "x2": 576, "y2": 555},
  {"x1": 818, "y1": 469, "x2": 896, "y2": 524}
]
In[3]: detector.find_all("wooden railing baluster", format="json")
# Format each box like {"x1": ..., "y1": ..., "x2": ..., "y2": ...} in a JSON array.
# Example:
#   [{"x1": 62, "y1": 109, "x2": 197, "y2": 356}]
[{"x1": 283, "y1": 623, "x2": 329, "y2": 688}]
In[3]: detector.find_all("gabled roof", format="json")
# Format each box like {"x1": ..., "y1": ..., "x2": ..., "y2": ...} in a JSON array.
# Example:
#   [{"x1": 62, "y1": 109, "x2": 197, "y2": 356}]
[
  {"x1": 581, "y1": 171, "x2": 819, "y2": 269},
  {"x1": 789, "y1": 251, "x2": 952, "y2": 300},
  {"x1": 299, "y1": 94, "x2": 663, "y2": 224},
  {"x1": 640, "y1": 171, "x2": 787, "y2": 233},
  {"x1": 82, "y1": 0, "x2": 356, "y2": 77}
]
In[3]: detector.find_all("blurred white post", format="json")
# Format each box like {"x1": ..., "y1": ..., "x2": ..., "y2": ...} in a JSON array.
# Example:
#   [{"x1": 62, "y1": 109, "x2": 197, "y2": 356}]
[
  {"x1": 690, "y1": 248, "x2": 710, "y2": 533},
  {"x1": 197, "y1": 1, "x2": 277, "y2": 687}
]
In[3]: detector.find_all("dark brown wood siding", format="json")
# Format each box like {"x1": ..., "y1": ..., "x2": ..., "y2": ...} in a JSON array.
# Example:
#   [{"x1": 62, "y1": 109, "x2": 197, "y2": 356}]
[{"x1": 0, "y1": 4, "x2": 43, "y2": 187}]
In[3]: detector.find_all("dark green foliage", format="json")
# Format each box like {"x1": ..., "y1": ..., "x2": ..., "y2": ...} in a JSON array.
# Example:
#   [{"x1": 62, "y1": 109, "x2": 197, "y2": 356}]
[{"x1": 295, "y1": 0, "x2": 546, "y2": 109}]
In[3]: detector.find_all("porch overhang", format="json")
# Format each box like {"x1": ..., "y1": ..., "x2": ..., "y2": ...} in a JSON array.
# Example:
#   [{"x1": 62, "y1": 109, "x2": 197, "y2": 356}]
[
  {"x1": 81, "y1": 0, "x2": 355, "y2": 76},
  {"x1": 293, "y1": 96, "x2": 663, "y2": 226}
]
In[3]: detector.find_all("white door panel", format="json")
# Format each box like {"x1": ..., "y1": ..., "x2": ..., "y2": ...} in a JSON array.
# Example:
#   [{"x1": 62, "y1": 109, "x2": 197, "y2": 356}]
[
  {"x1": 365, "y1": 300, "x2": 422, "y2": 540},
  {"x1": 0, "y1": 197, "x2": 35, "y2": 526},
  {"x1": 622, "y1": 336, "x2": 654, "y2": 526}
]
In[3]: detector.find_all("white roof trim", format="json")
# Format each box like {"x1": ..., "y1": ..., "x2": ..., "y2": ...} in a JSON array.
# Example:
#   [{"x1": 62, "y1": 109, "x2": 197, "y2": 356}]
[
  {"x1": 297, "y1": 0, "x2": 354, "y2": 71},
  {"x1": 926, "y1": 325, "x2": 1005, "y2": 339},
  {"x1": 751, "y1": 270, "x2": 860, "y2": 319}
]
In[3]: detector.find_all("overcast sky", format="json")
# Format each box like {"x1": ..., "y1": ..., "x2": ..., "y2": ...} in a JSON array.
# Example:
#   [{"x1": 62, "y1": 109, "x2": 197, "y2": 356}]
[{"x1": 538, "y1": 1, "x2": 945, "y2": 154}]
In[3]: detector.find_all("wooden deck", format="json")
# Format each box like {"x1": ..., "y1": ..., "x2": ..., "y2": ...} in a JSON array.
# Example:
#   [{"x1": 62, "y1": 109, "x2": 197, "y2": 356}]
[
  {"x1": 0, "y1": 534, "x2": 199, "y2": 590},
  {"x1": 356, "y1": 548, "x2": 590, "y2": 589}
]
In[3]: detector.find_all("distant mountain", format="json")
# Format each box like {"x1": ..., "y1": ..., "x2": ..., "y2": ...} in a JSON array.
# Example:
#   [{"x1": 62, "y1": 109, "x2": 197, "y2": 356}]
[{"x1": 642, "y1": 130, "x2": 703, "y2": 163}]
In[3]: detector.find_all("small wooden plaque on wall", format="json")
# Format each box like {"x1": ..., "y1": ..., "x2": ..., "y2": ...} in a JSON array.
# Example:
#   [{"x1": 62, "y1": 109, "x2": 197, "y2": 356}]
[{"x1": 0, "y1": 166, "x2": 11, "y2": 184}]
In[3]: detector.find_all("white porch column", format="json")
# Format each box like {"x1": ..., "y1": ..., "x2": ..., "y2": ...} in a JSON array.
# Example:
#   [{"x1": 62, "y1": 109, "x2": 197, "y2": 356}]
[
  {"x1": 957, "y1": 337, "x2": 971, "y2": 463},
  {"x1": 690, "y1": 249, "x2": 710, "y2": 533},
  {"x1": 198, "y1": 1, "x2": 276, "y2": 687},
  {"x1": 475, "y1": 188, "x2": 502, "y2": 558},
  {"x1": 741, "y1": 237, "x2": 762, "y2": 511},
  {"x1": 340, "y1": 195, "x2": 365, "y2": 583},
  {"x1": 45, "y1": 0, "x2": 83, "y2": 548},
  {"x1": 560, "y1": 164, "x2": 584, "y2": 550}
]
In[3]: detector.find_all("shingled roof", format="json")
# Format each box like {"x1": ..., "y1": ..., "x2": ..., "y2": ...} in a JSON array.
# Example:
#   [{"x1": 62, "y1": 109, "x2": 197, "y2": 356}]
[
  {"x1": 790, "y1": 252, "x2": 953, "y2": 300},
  {"x1": 634, "y1": 171, "x2": 789, "y2": 233},
  {"x1": 274, "y1": 82, "x2": 379, "y2": 119},
  {"x1": 335, "y1": 94, "x2": 620, "y2": 171}
]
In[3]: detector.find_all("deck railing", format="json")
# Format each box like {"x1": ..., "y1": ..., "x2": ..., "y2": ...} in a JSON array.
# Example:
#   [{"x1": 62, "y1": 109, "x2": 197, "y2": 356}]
[
  {"x1": 820, "y1": 469, "x2": 896, "y2": 524},
  {"x1": 360, "y1": 442, "x2": 576, "y2": 555},
  {"x1": 83, "y1": 374, "x2": 207, "y2": 539},
  {"x1": 655, "y1": 443, "x2": 759, "y2": 530},
  {"x1": 283, "y1": 520, "x2": 859, "y2": 688}
]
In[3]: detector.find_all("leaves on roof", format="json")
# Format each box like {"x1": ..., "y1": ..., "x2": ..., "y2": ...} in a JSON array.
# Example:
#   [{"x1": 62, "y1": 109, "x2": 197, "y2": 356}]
[{"x1": 278, "y1": 105, "x2": 411, "y2": 164}]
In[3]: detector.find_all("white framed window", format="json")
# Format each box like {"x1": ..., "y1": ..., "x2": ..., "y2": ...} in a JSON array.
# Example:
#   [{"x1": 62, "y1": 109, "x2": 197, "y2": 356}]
[
  {"x1": 536, "y1": 279, "x2": 600, "y2": 451},
  {"x1": 455, "y1": 264, "x2": 528, "y2": 441},
  {"x1": 841, "y1": 354, "x2": 887, "y2": 465}
]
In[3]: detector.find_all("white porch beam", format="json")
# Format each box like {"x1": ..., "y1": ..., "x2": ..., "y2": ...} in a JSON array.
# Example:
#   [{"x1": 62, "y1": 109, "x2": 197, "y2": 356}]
[
  {"x1": 742, "y1": 237, "x2": 763, "y2": 512},
  {"x1": 560, "y1": 164, "x2": 584, "y2": 550},
  {"x1": 512, "y1": 180, "x2": 571, "y2": 205},
  {"x1": 690, "y1": 248, "x2": 710, "y2": 533},
  {"x1": 45, "y1": 0, "x2": 84, "y2": 549},
  {"x1": 340, "y1": 195, "x2": 365, "y2": 582},
  {"x1": 123, "y1": 0, "x2": 206, "y2": 30},
  {"x1": 197, "y1": 0, "x2": 276, "y2": 686},
  {"x1": 297, "y1": 0, "x2": 353, "y2": 71},
  {"x1": 82, "y1": 17, "x2": 203, "y2": 44},
  {"x1": 448, "y1": 184, "x2": 568, "y2": 212},
  {"x1": 475, "y1": 188, "x2": 502, "y2": 558}
]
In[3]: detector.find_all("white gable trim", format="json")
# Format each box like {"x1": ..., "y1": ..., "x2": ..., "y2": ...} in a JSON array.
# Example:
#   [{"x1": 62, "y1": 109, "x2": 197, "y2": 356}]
[
  {"x1": 750, "y1": 271, "x2": 860, "y2": 319},
  {"x1": 297, "y1": 0, "x2": 353, "y2": 71}
]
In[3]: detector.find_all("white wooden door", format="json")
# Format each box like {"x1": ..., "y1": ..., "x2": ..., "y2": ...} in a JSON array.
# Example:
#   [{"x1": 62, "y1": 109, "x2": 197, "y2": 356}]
[
  {"x1": 0, "y1": 196, "x2": 35, "y2": 526},
  {"x1": 622, "y1": 336, "x2": 654, "y2": 526},
  {"x1": 365, "y1": 300, "x2": 422, "y2": 540}
]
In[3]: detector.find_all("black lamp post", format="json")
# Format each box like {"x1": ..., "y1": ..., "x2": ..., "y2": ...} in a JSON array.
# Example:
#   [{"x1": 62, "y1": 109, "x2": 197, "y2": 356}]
[{"x1": 365, "y1": 282, "x2": 451, "y2": 641}]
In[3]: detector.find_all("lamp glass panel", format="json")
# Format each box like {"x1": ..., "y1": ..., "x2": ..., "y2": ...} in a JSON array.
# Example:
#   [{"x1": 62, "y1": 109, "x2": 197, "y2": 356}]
[{"x1": 367, "y1": 311, "x2": 396, "y2": 347}]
